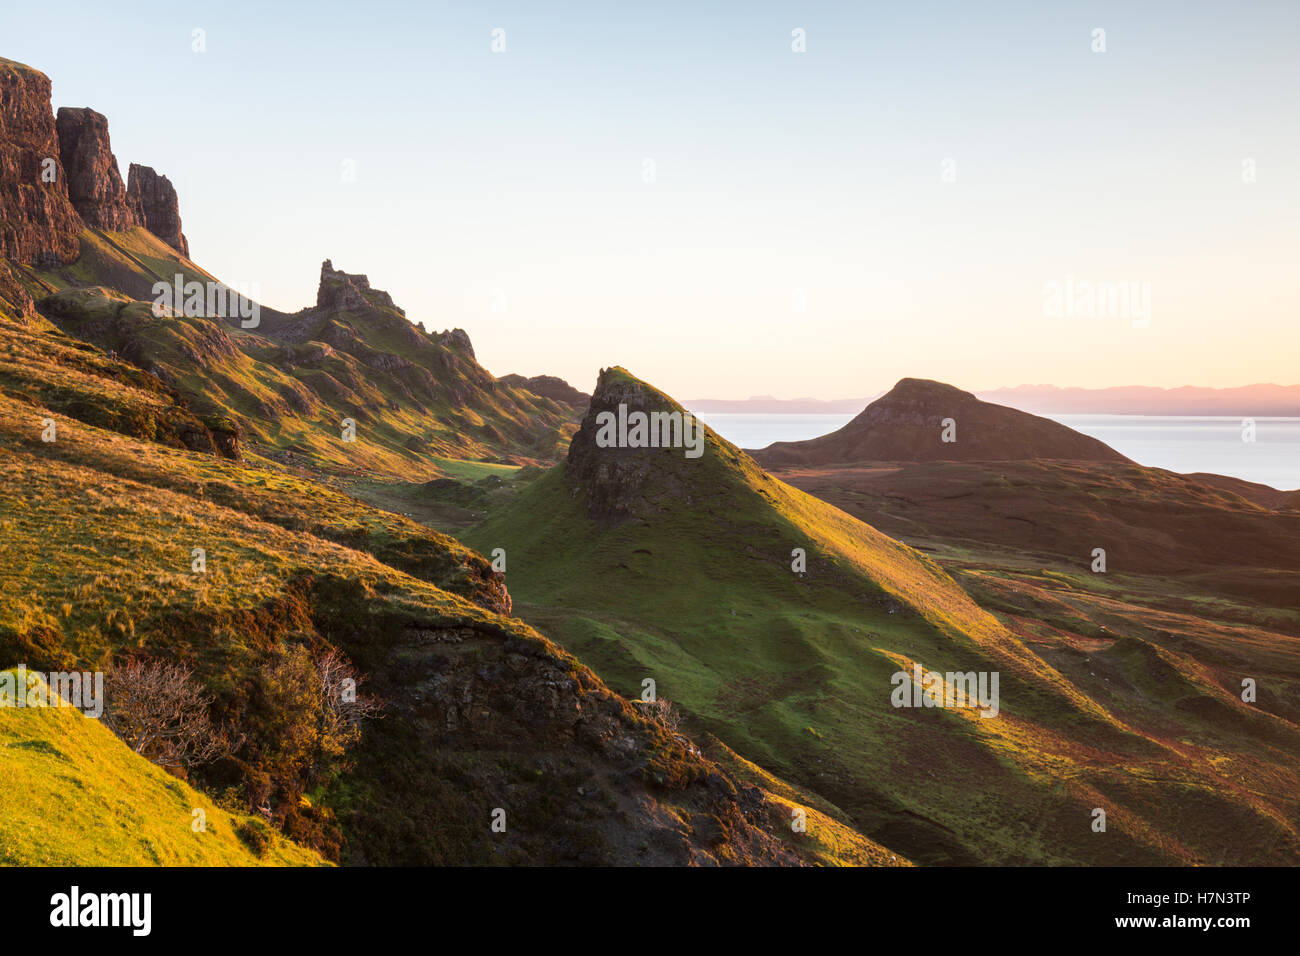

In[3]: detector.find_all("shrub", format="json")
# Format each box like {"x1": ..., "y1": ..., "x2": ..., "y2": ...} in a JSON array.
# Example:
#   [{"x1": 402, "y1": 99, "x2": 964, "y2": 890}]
[{"x1": 102, "y1": 659, "x2": 236, "y2": 772}]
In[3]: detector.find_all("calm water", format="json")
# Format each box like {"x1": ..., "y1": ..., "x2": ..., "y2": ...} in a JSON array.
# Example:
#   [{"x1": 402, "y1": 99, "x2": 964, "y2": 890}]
[
  {"x1": 1053, "y1": 415, "x2": 1300, "y2": 490},
  {"x1": 695, "y1": 412, "x2": 1300, "y2": 491}
]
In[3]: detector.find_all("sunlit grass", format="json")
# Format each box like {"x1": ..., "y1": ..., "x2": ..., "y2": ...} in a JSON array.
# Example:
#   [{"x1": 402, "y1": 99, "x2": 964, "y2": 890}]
[{"x1": 0, "y1": 672, "x2": 326, "y2": 866}]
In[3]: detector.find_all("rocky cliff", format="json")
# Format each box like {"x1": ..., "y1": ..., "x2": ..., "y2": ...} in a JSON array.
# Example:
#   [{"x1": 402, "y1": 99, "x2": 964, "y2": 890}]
[
  {"x1": 0, "y1": 58, "x2": 193, "y2": 270},
  {"x1": 126, "y1": 163, "x2": 188, "y2": 256},
  {"x1": 0, "y1": 58, "x2": 81, "y2": 265},
  {"x1": 0, "y1": 259, "x2": 36, "y2": 319},
  {"x1": 55, "y1": 106, "x2": 139, "y2": 231},
  {"x1": 564, "y1": 366, "x2": 717, "y2": 526}
]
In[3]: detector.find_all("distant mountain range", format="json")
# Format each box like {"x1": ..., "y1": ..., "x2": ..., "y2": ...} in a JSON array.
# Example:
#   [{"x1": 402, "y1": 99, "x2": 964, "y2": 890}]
[
  {"x1": 978, "y1": 384, "x2": 1300, "y2": 417},
  {"x1": 689, "y1": 384, "x2": 1300, "y2": 417},
  {"x1": 686, "y1": 395, "x2": 879, "y2": 414}
]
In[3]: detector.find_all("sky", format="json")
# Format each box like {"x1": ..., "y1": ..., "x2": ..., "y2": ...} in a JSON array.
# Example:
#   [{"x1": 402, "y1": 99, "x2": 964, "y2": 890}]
[{"x1": 4, "y1": 0, "x2": 1298, "y2": 399}]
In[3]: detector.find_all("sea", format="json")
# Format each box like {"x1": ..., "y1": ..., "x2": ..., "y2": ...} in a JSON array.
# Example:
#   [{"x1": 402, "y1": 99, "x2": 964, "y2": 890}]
[{"x1": 693, "y1": 412, "x2": 1300, "y2": 491}]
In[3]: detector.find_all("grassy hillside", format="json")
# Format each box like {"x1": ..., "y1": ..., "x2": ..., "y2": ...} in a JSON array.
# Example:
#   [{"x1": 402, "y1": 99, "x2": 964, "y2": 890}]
[
  {"x1": 768, "y1": 459, "x2": 1300, "y2": 621},
  {"x1": 0, "y1": 672, "x2": 324, "y2": 866},
  {"x1": 465, "y1": 367, "x2": 1300, "y2": 865},
  {"x1": 3, "y1": 228, "x2": 576, "y2": 480},
  {"x1": 0, "y1": 318, "x2": 897, "y2": 865},
  {"x1": 0, "y1": 301, "x2": 233, "y2": 457}
]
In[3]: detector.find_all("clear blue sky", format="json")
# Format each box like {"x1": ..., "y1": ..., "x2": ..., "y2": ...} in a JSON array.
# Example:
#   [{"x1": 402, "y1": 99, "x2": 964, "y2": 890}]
[{"x1": 4, "y1": 1, "x2": 1298, "y2": 398}]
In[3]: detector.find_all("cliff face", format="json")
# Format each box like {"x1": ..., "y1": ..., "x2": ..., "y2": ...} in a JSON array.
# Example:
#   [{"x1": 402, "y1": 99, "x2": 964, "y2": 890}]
[
  {"x1": 55, "y1": 106, "x2": 139, "y2": 231},
  {"x1": 0, "y1": 58, "x2": 194, "y2": 272},
  {"x1": 126, "y1": 163, "x2": 188, "y2": 257},
  {"x1": 0, "y1": 58, "x2": 81, "y2": 265},
  {"x1": 0, "y1": 259, "x2": 36, "y2": 319}
]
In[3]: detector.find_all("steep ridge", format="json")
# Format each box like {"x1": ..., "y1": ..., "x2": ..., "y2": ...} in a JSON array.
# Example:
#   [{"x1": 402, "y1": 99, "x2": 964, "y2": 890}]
[
  {"x1": 0, "y1": 315, "x2": 897, "y2": 866},
  {"x1": 0, "y1": 57, "x2": 577, "y2": 479},
  {"x1": 466, "y1": 367, "x2": 1300, "y2": 865},
  {"x1": 498, "y1": 373, "x2": 590, "y2": 415},
  {"x1": 17, "y1": 247, "x2": 574, "y2": 476},
  {"x1": 754, "y1": 377, "x2": 1131, "y2": 467}
]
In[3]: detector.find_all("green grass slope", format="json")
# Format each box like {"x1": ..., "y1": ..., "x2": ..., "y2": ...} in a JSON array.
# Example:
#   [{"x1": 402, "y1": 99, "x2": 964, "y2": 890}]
[
  {"x1": 465, "y1": 367, "x2": 1300, "y2": 865},
  {"x1": 0, "y1": 321, "x2": 897, "y2": 865},
  {"x1": 4, "y1": 229, "x2": 575, "y2": 479},
  {"x1": 0, "y1": 672, "x2": 325, "y2": 866}
]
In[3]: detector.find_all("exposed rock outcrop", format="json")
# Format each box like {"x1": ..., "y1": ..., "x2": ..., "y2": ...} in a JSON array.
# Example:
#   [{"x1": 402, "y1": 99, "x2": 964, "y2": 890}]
[
  {"x1": 317, "y1": 259, "x2": 399, "y2": 313},
  {"x1": 126, "y1": 163, "x2": 188, "y2": 256},
  {"x1": 565, "y1": 366, "x2": 710, "y2": 527},
  {"x1": 0, "y1": 259, "x2": 36, "y2": 320},
  {"x1": 55, "y1": 107, "x2": 139, "y2": 231},
  {"x1": 2, "y1": 61, "x2": 192, "y2": 264},
  {"x1": 345, "y1": 613, "x2": 805, "y2": 865},
  {"x1": 0, "y1": 58, "x2": 81, "y2": 265},
  {"x1": 437, "y1": 327, "x2": 474, "y2": 359}
]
